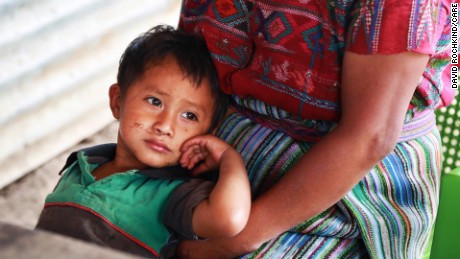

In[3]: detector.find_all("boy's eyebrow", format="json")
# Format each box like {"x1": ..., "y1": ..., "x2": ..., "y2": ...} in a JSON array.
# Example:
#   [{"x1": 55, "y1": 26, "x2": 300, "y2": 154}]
[
  {"x1": 183, "y1": 99, "x2": 207, "y2": 113},
  {"x1": 152, "y1": 88, "x2": 170, "y2": 97}
]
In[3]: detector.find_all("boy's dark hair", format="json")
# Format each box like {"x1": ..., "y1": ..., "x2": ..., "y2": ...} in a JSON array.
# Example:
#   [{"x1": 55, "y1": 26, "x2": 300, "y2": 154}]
[{"x1": 117, "y1": 25, "x2": 228, "y2": 131}]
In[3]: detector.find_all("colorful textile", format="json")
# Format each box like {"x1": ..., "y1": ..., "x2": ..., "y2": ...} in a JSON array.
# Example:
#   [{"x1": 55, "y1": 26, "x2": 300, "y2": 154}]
[
  {"x1": 180, "y1": 0, "x2": 455, "y2": 122},
  {"x1": 215, "y1": 98, "x2": 441, "y2": 258}
]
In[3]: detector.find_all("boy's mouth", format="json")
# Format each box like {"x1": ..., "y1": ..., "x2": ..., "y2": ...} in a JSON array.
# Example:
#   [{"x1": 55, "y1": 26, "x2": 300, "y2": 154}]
[{"x1": 144, "y1": 139, "x2": 171, "y2": 153}]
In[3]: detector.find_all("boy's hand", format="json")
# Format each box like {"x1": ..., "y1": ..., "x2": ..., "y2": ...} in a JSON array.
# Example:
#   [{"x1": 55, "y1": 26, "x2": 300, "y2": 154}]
[{"x1": 180, "y1": 135, "x2": 232, "y2": 175}]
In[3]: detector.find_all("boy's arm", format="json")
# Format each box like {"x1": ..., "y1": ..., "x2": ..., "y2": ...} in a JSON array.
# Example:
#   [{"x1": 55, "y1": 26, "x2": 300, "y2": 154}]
[{"x1": 180, "y1": 135, "x2": 251, "y2": 238}]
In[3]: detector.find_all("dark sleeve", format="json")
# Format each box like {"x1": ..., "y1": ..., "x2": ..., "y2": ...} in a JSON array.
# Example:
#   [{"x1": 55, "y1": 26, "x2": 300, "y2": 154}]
[{"x1": 163, "y1": 179, "x2": 214, "y2": 240}]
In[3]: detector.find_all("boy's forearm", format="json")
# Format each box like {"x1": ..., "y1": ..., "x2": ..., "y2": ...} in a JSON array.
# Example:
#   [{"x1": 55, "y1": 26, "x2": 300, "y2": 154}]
[
  {"x1": 214, "y1": 149, "x2": 250, "y2": 208},
  {"x1": 192, "y1": 149, "x2": 251, "y2": 238}
]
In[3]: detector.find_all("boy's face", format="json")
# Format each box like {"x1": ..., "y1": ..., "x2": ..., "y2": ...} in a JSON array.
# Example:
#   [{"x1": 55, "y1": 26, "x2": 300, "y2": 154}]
[{"x1": 109, "y1": 56, "x2": 215, "y2": 170}]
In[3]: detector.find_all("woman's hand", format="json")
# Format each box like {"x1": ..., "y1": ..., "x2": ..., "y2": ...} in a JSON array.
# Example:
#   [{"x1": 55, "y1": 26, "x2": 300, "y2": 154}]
[
  {"x1": 176, "y1": 239, "x2": 222, "y2": 259},
  {"x1": 177, "y1": 237, "x2": 253, "y2": 259}
]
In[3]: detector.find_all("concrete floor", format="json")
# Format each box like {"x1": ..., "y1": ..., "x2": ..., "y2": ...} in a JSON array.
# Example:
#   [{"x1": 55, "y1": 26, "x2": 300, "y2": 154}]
[{"x1": 0, "y1": 122, "x2": 118, "y2": 229}]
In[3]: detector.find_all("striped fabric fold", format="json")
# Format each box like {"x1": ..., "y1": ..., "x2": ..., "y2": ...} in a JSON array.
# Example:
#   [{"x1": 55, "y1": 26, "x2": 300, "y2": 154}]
[{"x1": 217, "y1": 97, "x2": 441, "y2": 258}]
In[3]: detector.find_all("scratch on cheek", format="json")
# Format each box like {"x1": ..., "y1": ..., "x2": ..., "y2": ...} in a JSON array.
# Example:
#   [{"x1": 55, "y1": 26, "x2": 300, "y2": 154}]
[{"x1": 132, "y1": 123, "x2": 144, "y2": 129}]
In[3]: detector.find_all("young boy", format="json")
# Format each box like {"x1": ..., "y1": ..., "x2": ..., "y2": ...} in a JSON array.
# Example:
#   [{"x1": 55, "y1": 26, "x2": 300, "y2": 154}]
[{"x1": 35, "y1": 25, "x2": 251, "y2": 258}]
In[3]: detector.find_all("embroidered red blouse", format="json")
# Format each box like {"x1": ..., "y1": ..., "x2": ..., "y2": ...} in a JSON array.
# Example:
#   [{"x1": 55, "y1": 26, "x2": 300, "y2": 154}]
[{"x1": 179, "y1": 0, "x2": 455, "y2": 122}]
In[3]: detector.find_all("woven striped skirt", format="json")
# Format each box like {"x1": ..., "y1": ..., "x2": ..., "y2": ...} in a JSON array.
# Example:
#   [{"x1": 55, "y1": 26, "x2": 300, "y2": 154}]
[{"x1": 216, "y1": 96, "x2": 442, "y2": 259}]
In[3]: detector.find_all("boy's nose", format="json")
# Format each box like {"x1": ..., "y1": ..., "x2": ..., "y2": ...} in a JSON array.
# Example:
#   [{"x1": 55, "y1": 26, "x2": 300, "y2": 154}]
[{"x1": 153, "y1": 112, "x2": 174, "y2": 137}]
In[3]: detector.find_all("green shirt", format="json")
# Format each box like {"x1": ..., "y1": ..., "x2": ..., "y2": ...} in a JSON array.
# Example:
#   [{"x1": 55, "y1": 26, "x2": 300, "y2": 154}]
[{"x1": 45, "y1": 150, "x2": 185, "y2": 255}]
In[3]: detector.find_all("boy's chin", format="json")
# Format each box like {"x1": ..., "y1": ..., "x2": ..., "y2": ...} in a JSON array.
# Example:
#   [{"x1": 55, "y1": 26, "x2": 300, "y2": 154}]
[{"x1": 145, "y1": 161, "x2": 180, "y2": 169}]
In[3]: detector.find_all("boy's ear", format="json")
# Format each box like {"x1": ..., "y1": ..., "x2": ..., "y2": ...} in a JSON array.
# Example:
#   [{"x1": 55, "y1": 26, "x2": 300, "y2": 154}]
[{"x1": 109, "y1": 84, "x2": 121, "y2": 120}]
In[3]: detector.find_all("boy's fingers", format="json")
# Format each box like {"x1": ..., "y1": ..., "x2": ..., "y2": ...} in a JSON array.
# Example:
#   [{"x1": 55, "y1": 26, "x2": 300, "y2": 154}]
[
  {"x1": 181, "y1": 143, "x2": 199, "y2": 159},
  {"x1": 181, "y1": 136, "x2": 206, "y2": 152},
  {"x1": 188, "y1": 151, "x2": 208, "y2": 170},
  {"x1": 180, "y1": 150, "x2": 198, "y2": 169},
  {"x1": 179, "y1": 147, "x2": 193, "y2": 165},
  {"x1": 180, "y1": 144, "x2": 208, "y2": 170}
]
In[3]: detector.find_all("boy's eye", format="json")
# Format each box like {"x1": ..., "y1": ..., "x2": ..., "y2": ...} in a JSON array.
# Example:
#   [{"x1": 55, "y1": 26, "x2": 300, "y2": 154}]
[
  {"x1": 181, "y1": 112, "x2": 198, "y2": 121},
  {"x1": 146, "y1": 97, "x2": 161, "y2": 107}
]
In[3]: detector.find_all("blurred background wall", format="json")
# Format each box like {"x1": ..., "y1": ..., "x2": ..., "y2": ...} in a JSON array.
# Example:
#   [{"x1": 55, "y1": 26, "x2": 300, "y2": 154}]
[{"x1": 0, "y1": 0, "x2": 181, "y2": 190}]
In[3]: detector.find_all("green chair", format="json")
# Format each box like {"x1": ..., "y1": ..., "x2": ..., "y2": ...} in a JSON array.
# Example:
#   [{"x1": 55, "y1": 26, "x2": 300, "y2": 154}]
[
  {"x1": 423, "y1": 92, "x2": 460, "y2": 259},
  {"x1": 436, "y1": 94, "x2": 460, "y2": 175},
  {"x1": 430, "y1": 167, "x2": 460, "y2": 259}
]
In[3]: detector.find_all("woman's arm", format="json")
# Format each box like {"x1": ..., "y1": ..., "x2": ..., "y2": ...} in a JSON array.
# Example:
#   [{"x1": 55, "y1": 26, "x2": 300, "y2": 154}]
[
  {"x1": 180, "y1": 135, "x2": 251, "y2": 238},
  {"x1": 177, "y1": 51, "x2": 430, "y2": 258}
]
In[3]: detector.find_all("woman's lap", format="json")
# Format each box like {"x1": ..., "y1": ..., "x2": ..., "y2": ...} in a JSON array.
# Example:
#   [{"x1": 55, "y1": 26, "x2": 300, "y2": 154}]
[
  {"x1": 216, "y1": 110, "x2": 441, "y2": 258},
  {"x1": 241, "y1": 232, "x2": 367, "y2": 259},
  {"x1": 343, "y1": 131, "x2": 441, "y2": 258}
]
